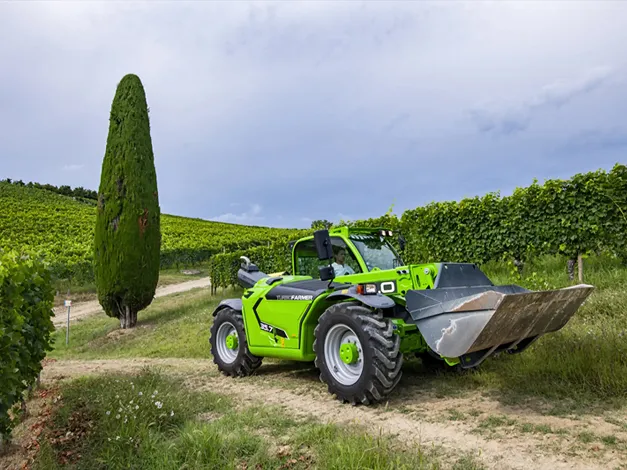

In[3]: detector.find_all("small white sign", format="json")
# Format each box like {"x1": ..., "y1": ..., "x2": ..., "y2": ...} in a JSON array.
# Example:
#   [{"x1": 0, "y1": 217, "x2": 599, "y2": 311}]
[{"x1": 64, "y1": 300, "x2": 72, "y2": 307}]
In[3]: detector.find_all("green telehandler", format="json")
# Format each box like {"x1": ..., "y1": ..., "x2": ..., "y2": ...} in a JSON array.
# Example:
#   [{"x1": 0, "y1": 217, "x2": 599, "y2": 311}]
[{"x1": 209, "y1": 226, "x2": 593, "y2": 405}]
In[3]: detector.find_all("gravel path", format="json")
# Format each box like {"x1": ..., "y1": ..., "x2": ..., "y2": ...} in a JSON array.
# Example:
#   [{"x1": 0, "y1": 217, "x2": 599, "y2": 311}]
[{"x1": 51, "y1": 277, "x2": 212, "y2": 327}]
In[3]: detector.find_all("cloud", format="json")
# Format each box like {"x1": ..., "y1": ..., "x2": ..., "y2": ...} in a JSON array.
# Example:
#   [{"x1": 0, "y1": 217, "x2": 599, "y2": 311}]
[
  {"x1": 469, "y1": 66, "x2": 614, "y2": 136},
  {"x1": 1, "y1": 2, "x2": 626, "y2": 229},
  {"x1": 561, "y1": 127, "x2": 627, "y2": 153},
  {"x1": 211, "y1": 203, "x2": 264, "y2": 225}
]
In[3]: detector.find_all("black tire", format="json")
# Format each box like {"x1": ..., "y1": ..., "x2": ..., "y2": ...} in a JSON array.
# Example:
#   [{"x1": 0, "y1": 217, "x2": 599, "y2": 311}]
[
  {"x1": 209, "y1": 307, "x2": 262, "y2": 377},
  {"x1": 313, "y1": 301, "x2": 403, "y2": 405}
]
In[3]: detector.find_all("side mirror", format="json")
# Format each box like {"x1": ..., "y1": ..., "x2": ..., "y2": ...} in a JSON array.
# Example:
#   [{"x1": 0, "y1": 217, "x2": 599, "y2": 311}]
[
  {"x1": 319, "y1": 265, "x2": 335, "y2": 281},
  {"x1": 313, "y1": 229, "x2": 334, "y2": 260}
]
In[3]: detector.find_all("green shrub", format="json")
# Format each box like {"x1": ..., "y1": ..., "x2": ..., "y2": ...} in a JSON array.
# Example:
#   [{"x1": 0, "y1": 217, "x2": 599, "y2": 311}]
[{"x1": 0, "y1": 249, "x2": 55, "y2": 443}]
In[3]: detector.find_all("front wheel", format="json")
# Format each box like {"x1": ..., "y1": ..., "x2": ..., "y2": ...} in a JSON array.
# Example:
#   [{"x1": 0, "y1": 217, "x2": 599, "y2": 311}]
[
  {"x1": 314, "y1": 302, "x2": 403, "y2": 405},
  {"x1": 209, "y1": 307, "x2": 262, "y2": 377}
]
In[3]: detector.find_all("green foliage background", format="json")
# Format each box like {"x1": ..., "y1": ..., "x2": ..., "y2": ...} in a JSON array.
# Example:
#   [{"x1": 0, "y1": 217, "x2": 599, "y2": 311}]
[{"x1": 0, "y1": 249, "x2": 55, "y2": 441}]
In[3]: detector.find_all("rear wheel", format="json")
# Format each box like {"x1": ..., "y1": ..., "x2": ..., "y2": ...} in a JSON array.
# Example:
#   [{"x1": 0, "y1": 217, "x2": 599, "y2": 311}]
[
  {"x1": 210, "y1": 307, "x2": 262, "y2": 376},
  {"x1": 314, "y1": 302, "x2": 403, "y2": 405}
]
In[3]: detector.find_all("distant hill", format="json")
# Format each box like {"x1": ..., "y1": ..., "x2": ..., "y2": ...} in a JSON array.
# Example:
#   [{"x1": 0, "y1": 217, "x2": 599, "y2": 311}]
[{"x1": 0, "y1": 181, "x2": 309, "y2": 280}]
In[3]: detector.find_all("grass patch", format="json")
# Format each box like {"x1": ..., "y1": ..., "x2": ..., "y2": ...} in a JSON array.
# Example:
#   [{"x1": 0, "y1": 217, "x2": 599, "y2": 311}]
[
  {"x1": 477, "y1": 415, "x2": 517, "y2": 430},
  {"x1": 33, "y1": 369, "x2": 463, "y2": 470},
  {"x1": 578, "y1": 431, "x2": 596, "y2": 443},
  {"x1": 50, "y1": 287, "x2": 240, "y2": 360},
  {"x1": 519, "y1": 422, "x2": 568, "y2": 435},
  {"x1": 446, "y1": 409, "x2": 466, "y2": 421},
  {"x1": 602, "y1": 435, "x2": 618, "y2": 446}
]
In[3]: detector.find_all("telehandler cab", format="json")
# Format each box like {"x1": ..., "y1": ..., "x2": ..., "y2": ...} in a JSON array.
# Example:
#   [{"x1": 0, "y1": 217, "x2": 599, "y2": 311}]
[{"x1": 209, "y1": 226, "x2": 593, "y2": 405}]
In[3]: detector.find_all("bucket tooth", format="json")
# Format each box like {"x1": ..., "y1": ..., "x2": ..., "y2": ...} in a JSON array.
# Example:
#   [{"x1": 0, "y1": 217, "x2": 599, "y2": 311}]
[{"x1": 406, "y1": 284, "x2": 594, "y2": 360}]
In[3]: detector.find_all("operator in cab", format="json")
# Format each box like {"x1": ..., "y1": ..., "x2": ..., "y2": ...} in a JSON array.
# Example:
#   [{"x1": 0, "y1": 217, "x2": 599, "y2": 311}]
[{"x1": 332, "y1": 247, "x2": 355, "y2": 277}]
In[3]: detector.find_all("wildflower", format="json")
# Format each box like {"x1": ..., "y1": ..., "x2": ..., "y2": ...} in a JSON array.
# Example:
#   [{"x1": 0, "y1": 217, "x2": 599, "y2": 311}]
[
  {"x1": 116, "y1": 414, "x2": 121, "y2": 419},
  {"x1": 155, "y1": 401, "x2": 163, "y2": 409},
  {"x1": 106, "y1": 411, "x2": 111, "y2": 416},
  {"x1": 138, "y1": 391, "x2": 143, "y2": 396},
  {"x1": 170, "y1": 410, "x2": 174, "y2": 417},
  {"x1": 135, "y1": 405, "x2": 139, "y2": 410},
  {"x1": 118, "y1": 407, "x2": 122, "y2": 413}
]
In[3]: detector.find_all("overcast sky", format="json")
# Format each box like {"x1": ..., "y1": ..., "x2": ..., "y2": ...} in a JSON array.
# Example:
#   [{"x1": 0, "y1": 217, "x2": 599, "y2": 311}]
[{"x1": 1, "y1": 1, "x2": 625, "y2": 228}]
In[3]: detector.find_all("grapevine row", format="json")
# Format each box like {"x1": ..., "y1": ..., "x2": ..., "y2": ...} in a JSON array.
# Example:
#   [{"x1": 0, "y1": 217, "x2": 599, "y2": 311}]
[
  {"x1": 0, "y1": 249, "x2": 55, "y2": 444},
  {"x1": 0, "y1": 182, "x2": 309, "y2": 283},
  {"x1": 208, "y1": 163, "x2": 627, "y2": 287}
]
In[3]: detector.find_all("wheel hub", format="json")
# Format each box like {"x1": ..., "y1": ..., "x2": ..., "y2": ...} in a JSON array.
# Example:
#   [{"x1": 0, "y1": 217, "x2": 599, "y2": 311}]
[
  {"x1": 340, "y1": 343, "x2": 358, "y2": 364},
  {"x1": 225, "y1": 333, "x2": 238, "y2": 350}
]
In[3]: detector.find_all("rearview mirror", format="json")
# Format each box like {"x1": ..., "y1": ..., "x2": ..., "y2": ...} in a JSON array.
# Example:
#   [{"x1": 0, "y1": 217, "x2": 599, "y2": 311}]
[
  {"x1": 319, "y1": 265, "x2": 335, "y2": 281},
  {"x1": 313, "y1": 229, "x2": 334, "y2": 260}
]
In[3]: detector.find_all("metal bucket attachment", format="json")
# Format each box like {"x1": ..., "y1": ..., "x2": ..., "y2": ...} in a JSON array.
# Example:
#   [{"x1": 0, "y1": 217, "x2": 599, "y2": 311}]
[{"x1": 405, "y1": 284, "x2": 594, "y2": 363}]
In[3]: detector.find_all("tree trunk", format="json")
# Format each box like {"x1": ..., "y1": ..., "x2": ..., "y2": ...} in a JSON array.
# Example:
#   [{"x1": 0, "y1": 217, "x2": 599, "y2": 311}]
[
  {"x1": 120, "y1": 305, "x2": 133, "y2": 329},
  {"x1": 578, "y1": 254, "x2": 584, "y2": 283},
  {"x1": 120, "y1": 305, "x2": 134, "y2": 329},
  {"x1": 567, "y1": 258, "x2": 576, "y2": 280}
]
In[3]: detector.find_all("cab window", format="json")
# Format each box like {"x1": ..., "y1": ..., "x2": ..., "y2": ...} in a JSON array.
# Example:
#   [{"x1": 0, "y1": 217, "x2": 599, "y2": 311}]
[{"x1": 293, "y1": 237, "x2": 362, "y2": 277}]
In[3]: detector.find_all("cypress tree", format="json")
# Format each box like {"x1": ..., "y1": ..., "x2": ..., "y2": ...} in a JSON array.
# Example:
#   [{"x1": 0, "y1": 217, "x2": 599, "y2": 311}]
[{"x1": 94, "y1": 74, "x2": 161, "y2": 328}]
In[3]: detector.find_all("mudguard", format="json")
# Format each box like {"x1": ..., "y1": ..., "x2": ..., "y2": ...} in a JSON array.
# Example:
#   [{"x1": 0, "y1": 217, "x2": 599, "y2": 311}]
[
  {"x1": 212, "y1": 298, "x2": 242, "y2": 316},
  {"x1": 326, "y1": 285, "x2": 396, "y2": 310}
]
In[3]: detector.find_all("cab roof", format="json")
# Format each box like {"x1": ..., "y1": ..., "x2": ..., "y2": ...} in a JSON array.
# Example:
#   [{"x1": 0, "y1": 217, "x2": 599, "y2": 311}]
[{"x1": 288, "y1": 226, "x2": 395, "y2": 246}]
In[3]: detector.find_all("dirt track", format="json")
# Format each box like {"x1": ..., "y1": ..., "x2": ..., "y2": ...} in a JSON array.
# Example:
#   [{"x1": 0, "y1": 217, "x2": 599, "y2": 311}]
[
  {"x1": 51, "y1": 277, "x2": 211, "y2": 327},
  {"x1": 40, "y1": 357, "x2": 627, "y2": 470}
]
